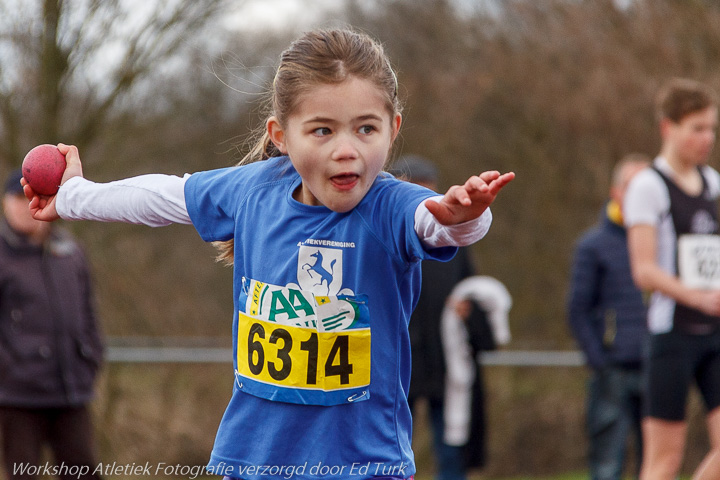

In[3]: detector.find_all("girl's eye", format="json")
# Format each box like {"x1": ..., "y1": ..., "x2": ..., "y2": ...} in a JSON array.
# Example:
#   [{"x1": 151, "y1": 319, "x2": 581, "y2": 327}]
[
  {"x1": 313, "y1": 127, "x2": 331, "y2": 136},
  {"x1": 359, "y1": 125, "x2": 376, "y2": 135}
]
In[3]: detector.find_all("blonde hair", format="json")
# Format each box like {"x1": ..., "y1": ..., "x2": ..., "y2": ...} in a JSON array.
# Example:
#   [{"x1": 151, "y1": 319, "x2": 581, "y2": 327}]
[
  {"x1": 611, "y1": 153, "x2": 651, "y2": 189},
  {"x1": 214, "y1": 28, "x2": 402, "y2": 265}
]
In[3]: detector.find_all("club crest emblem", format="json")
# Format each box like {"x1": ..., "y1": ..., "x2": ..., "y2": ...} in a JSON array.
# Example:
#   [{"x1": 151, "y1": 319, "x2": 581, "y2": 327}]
[{"x1": 297, "y1": 246, "x2": 343, "y2": 296}]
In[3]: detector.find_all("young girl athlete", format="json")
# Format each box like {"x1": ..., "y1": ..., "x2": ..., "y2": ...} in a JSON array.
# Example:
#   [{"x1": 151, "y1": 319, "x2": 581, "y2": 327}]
[{"x1": 23, "y1": 29, "x2": 514, "y2": 480}]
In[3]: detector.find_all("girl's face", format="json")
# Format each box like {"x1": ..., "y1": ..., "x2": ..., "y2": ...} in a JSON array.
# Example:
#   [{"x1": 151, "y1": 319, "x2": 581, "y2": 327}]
[{"x1": 267, "y1": 76, "x2": 401, "y2": 212}]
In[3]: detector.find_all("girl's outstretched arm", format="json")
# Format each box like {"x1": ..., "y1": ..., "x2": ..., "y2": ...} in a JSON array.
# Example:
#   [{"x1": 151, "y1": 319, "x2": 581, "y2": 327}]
[
  {"x1": 22, "y1": 143, "x2": 84, "y2": 222},
  {"x1": 23, "y1": 143, "x2": 191, "y2": 226},
  {"x1": 425, "y1": 170, "x2": 515, "y2": 226}
]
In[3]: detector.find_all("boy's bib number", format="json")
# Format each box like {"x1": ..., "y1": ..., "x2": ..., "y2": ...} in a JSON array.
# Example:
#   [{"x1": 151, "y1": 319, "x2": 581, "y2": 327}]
[
  {"x1": 235, "y1": 278, "x2": 371, "y2": 406},
  {"x1": 678, "y1": 234, "x2": 720, "y2": 289}
]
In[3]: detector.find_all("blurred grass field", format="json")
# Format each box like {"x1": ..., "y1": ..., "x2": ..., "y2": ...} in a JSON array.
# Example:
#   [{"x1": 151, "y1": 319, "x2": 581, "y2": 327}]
[
  {"x1": 103, "y1": 474, "x2": 654, "y2": 480},
  {"x1": 103, "y1": 475, "x2": 588, "y2": 480},
  {"x1": 88, "y1": 362, "x2": 709, "y2": 480}
]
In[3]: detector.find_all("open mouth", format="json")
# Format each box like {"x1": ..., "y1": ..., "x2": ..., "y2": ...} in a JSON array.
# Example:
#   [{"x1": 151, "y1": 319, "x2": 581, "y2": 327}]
[{"x1": 331, "y1": 174, "x2": 360, "y2": 190}]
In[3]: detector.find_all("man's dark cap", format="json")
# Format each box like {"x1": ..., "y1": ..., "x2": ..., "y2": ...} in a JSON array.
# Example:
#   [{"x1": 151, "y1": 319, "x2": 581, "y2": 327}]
[{"x1": 389, "y1": 155, "x2": 439, "y2": 183}]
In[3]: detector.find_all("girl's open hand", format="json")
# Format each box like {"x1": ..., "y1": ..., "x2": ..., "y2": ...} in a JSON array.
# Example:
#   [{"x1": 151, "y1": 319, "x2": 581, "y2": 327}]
[
  {"x1": 22, "y1": 143, "x2": 84, "y2": 222},
  {"x1": 425, "y1": 170, "x2": 515, "y2": 226}
]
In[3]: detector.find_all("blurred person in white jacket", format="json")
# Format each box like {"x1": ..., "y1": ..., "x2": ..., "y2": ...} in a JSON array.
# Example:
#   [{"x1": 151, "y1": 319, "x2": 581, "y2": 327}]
[{"x1": 441, "y1": 276, "x2": 512, "y2": 470}]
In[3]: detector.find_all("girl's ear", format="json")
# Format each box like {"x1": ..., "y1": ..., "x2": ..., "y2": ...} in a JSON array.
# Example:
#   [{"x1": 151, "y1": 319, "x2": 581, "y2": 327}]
[
  {"x1": 390, "y1": 113, "x2": 402, "y2": 143},
  {"x1": 267, "y1": 116, "x2": 288, "y2": 154}
]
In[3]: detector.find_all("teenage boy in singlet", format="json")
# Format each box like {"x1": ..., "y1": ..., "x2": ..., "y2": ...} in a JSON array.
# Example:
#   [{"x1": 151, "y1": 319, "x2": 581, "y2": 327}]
[{"x1": 625, "y1": 78, "x2": 720, "y2": 480}]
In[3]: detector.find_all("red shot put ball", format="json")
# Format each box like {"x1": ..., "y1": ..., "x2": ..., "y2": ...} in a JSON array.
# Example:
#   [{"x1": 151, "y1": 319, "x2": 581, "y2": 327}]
[{"x1": 22, "y1": 144, "x2": 66, "y2": 196}]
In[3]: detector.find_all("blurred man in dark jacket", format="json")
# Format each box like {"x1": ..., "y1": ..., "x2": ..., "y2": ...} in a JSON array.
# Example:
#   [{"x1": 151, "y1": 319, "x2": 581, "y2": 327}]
[
  {"x1": 567, "y1": 154, "x2": 650, "y2": 480},
  {"x1": 392, "y1": 155, "x2": 478, "y2": 480},
  {"x1": 0, "y1": 169, "x2": 103, "y2": 480}
]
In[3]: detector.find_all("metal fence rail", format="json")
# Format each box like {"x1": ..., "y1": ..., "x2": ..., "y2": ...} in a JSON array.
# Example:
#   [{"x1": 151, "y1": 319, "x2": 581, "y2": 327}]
[
  {"x1": 481, "y1": 350, "x2": 584, "y2": 367},
  {"x1": 105, "y1": 338, "x2": 585, "y2": 367},
  {"x1": 107, "y1": 346, "x2": 231, "y2": 363}
]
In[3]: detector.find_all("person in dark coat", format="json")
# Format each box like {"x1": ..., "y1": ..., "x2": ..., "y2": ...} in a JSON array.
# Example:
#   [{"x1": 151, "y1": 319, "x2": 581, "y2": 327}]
[
  {"x1": 0, "y1": 169, "x2": 103, "y2": 480},
  {"x1": 567, "y1": 154, "x2": 650, "y2": 480},
  {"x1": 392, "y1": 155, "x2": 481, "y2": 480}
]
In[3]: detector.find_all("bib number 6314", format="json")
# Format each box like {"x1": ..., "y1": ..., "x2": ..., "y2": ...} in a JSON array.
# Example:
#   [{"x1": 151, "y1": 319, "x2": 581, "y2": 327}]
[{"x1": 237, "y1": 314, "x2": 371, "y2": 392}]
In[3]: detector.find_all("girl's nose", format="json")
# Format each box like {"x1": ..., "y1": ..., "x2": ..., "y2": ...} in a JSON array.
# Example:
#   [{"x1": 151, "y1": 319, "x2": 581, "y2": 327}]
[{"x1": 331, "y1": 134, "x2": 359, "y2": 161}]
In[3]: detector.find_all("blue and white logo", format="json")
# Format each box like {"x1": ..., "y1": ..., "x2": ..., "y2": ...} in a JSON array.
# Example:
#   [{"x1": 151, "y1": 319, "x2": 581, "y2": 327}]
[{"x1": 297, "y1": 246, "x2": 343, "y2": 296}]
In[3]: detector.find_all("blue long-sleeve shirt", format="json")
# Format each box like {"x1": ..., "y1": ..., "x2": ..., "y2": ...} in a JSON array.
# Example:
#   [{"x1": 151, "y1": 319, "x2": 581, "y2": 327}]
[{"x1": 567, "y1": 209, "x2": 648, "y2": 370}]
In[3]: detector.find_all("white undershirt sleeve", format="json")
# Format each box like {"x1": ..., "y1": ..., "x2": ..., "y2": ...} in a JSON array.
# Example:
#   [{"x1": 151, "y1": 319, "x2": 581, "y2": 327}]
[
  {"x1": 414, "y1": 195, "x2": 492, "y2": 247},
  {"x1": 58, "y1": 178, "x2": 492, "y2": 243},
  {"x1": 56, "y1": 174, "x2": 192, "y2": 226}
]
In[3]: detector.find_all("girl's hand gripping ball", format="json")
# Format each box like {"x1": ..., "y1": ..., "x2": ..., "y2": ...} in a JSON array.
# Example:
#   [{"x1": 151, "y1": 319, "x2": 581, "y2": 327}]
[{"x1": 22, "y1": 144, "x2": 66, "y2": 196}]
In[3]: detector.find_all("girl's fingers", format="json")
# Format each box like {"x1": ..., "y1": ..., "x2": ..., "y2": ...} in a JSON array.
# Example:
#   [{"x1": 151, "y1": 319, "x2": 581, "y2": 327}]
[
  {"x1": 465, "y1": 176, "x2": 489, "y2": 193},
  {"x1": 451, "y1": 185, "x2": 472, "y2": 206},
  {"x1": 469, "y1": 171, "x2": 514, "y2": 195},
  {"x1": 56, "y1": 143, "x2": 84, "y2": 183},
  {"x1": 478, "y1": 170, "x2": 501, "y2": 183},
  {"x1": 499, "y1": 171, "x2": 516, "y2": 183},
  {"x1": 488, "y1": 172, "x2": 516, "y2": 193}
]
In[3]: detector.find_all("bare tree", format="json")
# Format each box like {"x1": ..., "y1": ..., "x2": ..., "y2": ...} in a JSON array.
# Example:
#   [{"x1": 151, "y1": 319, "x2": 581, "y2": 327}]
[{"x1": 0, "y1": 0, "x2": 235, "y2": 173}]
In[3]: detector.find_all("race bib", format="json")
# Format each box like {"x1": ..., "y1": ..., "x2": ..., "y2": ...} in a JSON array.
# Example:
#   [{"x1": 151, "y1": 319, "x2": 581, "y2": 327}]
[
  {"x1": 235, "y1": 277, "x2": 371, "y2": 406},
  {"x1": 678, "y1": 234, "x2": 720, "y2": 289}
]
